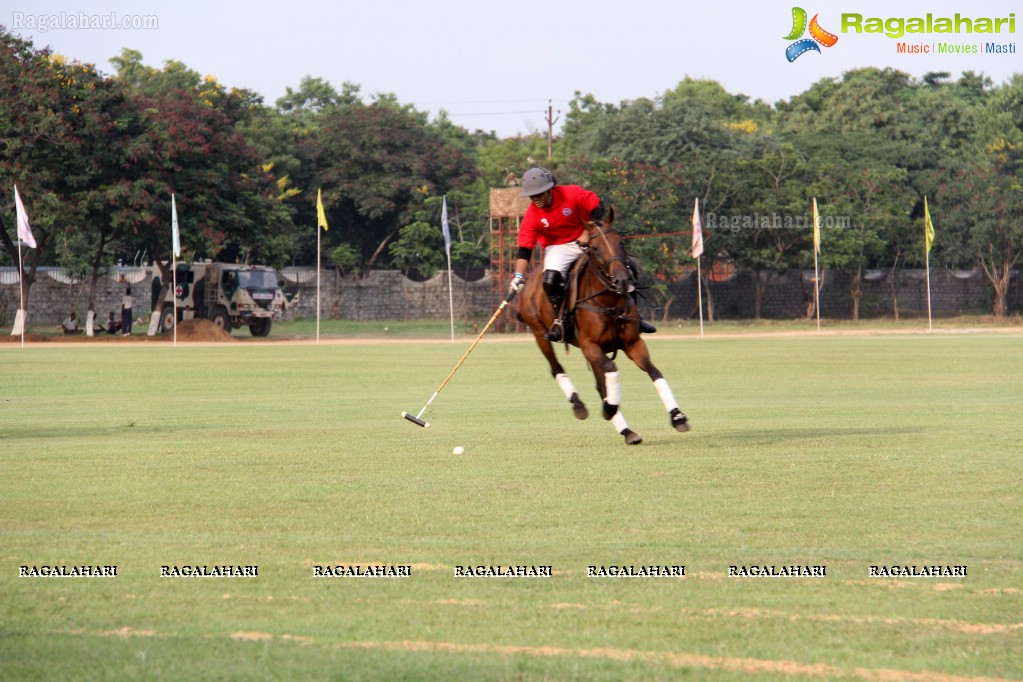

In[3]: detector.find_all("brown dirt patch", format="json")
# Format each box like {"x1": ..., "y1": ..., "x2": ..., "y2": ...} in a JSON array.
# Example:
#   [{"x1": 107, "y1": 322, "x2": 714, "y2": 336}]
[
  {"x1": 170, "y1": 318, "x2": 235, "y2": 342},
  {"x1": 103, "y1": 626, "x2": 156, "y2": 638},
  {"x1": 1, "y1": 318, "x2": 234, "y2": 343},
  {"x1": 0, "y1": 333, "x2": 50, "y2": 343}
]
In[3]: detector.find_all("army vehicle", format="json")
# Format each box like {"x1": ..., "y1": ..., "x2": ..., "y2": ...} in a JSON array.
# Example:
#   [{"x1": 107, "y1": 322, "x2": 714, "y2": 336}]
[{"x1": 161, "y1": 262, "x2": 290, "y2": 337}]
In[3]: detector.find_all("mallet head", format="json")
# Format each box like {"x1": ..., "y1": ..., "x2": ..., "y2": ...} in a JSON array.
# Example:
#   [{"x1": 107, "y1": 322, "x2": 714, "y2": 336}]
[{"x1": 401, "y1": 411, "x2": 430, "y2": 428}]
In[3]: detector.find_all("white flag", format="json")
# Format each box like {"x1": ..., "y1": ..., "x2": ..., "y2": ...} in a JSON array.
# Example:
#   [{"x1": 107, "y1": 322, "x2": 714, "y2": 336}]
[
  {"x1": 171, "y1": 194, "x2": 181, "y2": 257},
  {"x1": 441, "y1": 195, "x2": 451, "y2": 255},
  {"x1": 691, "y1": 197, "x2": 703, "y2": 259},
  {"x1": 812, "y1": 196, "x2": 820, "y2": 254},
  {"x1": 14, "y1": 185, "x2": 36, "y2": 249}
]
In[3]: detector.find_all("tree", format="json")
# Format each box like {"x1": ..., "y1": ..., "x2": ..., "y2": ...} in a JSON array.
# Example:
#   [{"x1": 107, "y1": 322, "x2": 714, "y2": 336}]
[
  {"x1": 305, "y1": 101, "x2": 476, "y2": 270},
  {"x1": 475, "y1": 135, "x2": 549, "y2": 189},
  {"x1": 933, "y1": 159, "x2": 1023, "y2": 317},
  {"x1": 720, "y1": 136, "x2": 817, "y2": 318},
  {"x1": 0, "y1": 31, "x2": 128, "y2": 331},
  {"x1": 108, "y1": 52, "x2": 297, "y2": 330}
]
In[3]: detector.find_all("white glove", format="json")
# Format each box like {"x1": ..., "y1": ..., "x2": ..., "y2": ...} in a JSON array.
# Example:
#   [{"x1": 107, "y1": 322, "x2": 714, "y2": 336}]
[{"x1": 509, "y1": 273, "x2": 525, "y2": 294}]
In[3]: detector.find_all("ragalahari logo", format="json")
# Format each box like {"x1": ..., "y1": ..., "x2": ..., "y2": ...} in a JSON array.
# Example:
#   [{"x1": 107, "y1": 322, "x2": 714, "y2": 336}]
[{"x1": 784, "y1": 7, "x2": 839, "y2": 61}]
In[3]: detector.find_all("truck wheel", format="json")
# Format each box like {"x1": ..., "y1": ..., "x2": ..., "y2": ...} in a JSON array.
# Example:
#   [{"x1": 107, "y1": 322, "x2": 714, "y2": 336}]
[
  {"x1": 211, "y1": 307, "x2": 232, "y2": 333},
  {"x1": 250, "y1": 319, "x2": 272, "y2": 337},
  {"x1": 161, "y1": 309, "x2": 177, "y2": 332}
]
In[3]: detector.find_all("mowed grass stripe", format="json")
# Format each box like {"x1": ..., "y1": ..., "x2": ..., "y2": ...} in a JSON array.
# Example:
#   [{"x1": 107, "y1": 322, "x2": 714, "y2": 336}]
[{"x1": 1, "y1": 334, "x2": 1021, "y2": 680}]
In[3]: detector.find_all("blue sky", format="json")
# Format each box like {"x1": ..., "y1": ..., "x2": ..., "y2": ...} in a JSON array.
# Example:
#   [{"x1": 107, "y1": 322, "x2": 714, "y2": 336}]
[{"x1": 6, "y1": 0, "x2": 1020, "y2": 137}]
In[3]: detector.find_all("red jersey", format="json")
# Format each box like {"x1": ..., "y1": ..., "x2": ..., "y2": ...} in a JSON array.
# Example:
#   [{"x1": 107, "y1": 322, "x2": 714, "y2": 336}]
[{"x1": 517, "y1": 185, "x2": 601, "y2": 250}]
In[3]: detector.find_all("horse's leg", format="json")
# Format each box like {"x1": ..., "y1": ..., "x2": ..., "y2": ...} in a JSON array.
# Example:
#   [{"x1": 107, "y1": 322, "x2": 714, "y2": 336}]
[
  {"x1": 546, "y1": 340, "x2": 589, "y2": 420},
  {"x1": 520, "y1": 275, "x2": 588, "y2": 420},
  {"x1": 622, "y1": 338, "x2": 690, "y2": 433},
  {"x1": 531, "y1": 335, "x2": 588, "y2": 420},
  {"x1": 580, "y1": 339, "x2": 642, "y2": 445}
]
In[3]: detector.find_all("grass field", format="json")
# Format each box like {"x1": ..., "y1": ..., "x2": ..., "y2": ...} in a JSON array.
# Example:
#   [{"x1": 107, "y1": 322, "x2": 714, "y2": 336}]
[{"x1": 1, "y1": 330, "x2": 1021, "y2": 680}]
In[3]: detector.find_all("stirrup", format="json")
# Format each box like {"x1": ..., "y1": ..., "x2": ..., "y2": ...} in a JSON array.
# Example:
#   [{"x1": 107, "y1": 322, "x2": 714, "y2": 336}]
[{"x1": 543, "y1": 320, "x2": 564, "y2": 342}]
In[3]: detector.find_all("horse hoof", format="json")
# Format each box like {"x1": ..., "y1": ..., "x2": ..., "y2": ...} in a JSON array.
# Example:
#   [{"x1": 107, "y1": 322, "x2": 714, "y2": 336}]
[
  {"x1": 670, "y1": 409, "x2": 690, "y2": 433},
  {"x1": 622, "y1": 429, "x2": 643, "y2": 445},
  {"x1": 571, "y1": 395, "x2": 588, "y2": 420}
]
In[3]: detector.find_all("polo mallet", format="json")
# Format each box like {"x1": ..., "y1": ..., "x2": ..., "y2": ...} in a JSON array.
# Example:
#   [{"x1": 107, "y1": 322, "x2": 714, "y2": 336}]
[{"x1": 401, "y1": 289, "x2": 518, "y2": 427}]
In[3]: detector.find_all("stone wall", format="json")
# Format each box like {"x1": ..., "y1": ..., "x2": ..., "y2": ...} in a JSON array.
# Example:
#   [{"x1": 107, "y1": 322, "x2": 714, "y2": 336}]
[
  {"x1": 289, "y1": 269, "x2": 496, "y2": 321},
  {"x1": 0, "y1": 267, "x2": 497, "y2": 328},
  {"x1": 0, "y1": 267, "x2": 154, "y2": 329},
  {"x1": 2, "y1": 265, "x2": 1018, "y2": 329}
]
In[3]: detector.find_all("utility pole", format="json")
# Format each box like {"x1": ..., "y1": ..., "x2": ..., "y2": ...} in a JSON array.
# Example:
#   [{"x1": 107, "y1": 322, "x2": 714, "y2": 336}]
[{"x1": 545, "y1": 99, "x2": 560, "y2": 161}]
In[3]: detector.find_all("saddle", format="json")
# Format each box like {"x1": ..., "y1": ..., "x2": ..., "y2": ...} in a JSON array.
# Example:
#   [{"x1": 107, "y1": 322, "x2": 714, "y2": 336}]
[
  {"x1": 564, "y1": 253, "x2": 588, "y2": 316},
  {"x1": 549, "y1": 254, "x2": 589, "y2": 345}
]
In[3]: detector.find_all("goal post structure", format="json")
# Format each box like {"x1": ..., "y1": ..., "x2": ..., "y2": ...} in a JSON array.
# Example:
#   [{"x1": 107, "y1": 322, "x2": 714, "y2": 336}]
[{"x1": 488, "y1": 188, "x2": 532, "y2": 333}]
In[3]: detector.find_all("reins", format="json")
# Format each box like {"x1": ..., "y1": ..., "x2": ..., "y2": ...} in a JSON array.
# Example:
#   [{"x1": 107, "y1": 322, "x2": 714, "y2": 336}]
[{"x1": 572, "y1": 222, "x2": 639, "y2": 358}]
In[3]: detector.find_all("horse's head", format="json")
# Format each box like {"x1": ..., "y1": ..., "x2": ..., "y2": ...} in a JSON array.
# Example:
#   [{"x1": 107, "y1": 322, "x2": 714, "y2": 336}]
[{"x1": 584, "y1": 207, "x2": 631, "y2": 295}]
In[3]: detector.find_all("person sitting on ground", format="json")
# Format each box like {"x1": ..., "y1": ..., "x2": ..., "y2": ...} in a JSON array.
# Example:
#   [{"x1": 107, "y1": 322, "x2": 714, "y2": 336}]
[
  {"x1": 61, "y1": 311, "x2": 83, "y2": 335},
  {"x1": 105, "y1": 311, "x2": 121, "y2": 335}
]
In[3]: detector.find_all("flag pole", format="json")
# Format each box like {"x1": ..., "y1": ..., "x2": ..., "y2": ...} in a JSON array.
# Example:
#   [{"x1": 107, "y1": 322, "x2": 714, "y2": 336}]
[
  {"x1": 447, "y1": 252, "x2": 454, "y2": 343},
  {"x1": 316, "y1": 217, "x2": 321, "y2": 344},
  {"x1": 691, "y1": 197, "x2": 705, "y2": 338},
  {"x1": 171, "y1": 194, "x2": 178, "y2": 346},
  {"x1": 172, "y1": 255, "x2": 178, "y2": 346},
  {"x1": 812, "y1": 197, "x2": 821, "y2": 336},
  {"x1": 924, "y1": 196, "x2": 934, "y2": 333},
  {"x1": 13, "y1": 183, "x2": 35, "y2": 348},
  {"x1": 315, "y1": 188, "x2": 329, "y2": 344},
  {"x1": 696, "y1": 257, "x2": 704, "y2": 339},
  {"x1": 925, "y1": 251, "x2": 932, "y2": 332},
  {"x1": 17, "y1": 241, "x2": 25, "y2": 348},
  {"x1": 814, "y1": 247, "x2": 821, "y2": 337},
  {"x1": 442, "y1": 196, "x2": 454, "y2": 342}
]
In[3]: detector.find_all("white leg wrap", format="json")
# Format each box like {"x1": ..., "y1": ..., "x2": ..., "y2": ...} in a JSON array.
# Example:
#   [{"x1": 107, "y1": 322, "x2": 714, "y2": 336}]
[
  {"x1": 653, "y1": 378, "x2": 679, "y2": 413},
  {"x1": 611, "y1": 412, "x2": 629, "y2": 433},
  {"x1": 605, "y1": 371, "x2": 621, "y2": 406},
  {"x1": 556, "y1": 373, "x2": 577, "y2": 401}
]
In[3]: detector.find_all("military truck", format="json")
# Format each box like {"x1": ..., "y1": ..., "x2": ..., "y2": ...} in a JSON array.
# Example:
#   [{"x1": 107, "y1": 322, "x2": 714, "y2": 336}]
[{"x1": 161, "y1": 262, "x2": 291, "y2": 337}]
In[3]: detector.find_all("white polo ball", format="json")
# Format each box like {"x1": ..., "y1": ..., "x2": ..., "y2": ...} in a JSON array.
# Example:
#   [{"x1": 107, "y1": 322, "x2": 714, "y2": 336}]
[{"x1": 453, "y1": 446, "x2": 465, "y2": 455}]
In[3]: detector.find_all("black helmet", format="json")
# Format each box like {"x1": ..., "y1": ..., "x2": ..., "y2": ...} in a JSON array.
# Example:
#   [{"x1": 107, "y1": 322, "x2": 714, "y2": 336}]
[{"x1": 519, "y1": 167, "x2": 555, "y2": 197}]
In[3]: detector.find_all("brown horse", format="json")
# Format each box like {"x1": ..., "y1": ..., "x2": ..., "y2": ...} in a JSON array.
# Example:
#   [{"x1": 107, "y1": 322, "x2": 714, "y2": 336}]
[{"x1": 517, "y1": 209, "x2": 690, "y2": 444}]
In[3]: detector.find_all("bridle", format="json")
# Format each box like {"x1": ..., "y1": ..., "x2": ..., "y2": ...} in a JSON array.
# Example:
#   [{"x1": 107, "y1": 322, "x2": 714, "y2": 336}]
[{"x1": 583, "y1": 221, "x2": 631, "y2": 295}]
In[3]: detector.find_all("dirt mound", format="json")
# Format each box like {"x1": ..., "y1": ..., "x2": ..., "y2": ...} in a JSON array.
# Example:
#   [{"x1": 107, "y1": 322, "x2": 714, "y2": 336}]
[
  {"x1": 0, "y1": 333, "x2": 48, "y2": 343},
  {"x1": 170, "y1": 318, "x2": 235, "y2": 342}
]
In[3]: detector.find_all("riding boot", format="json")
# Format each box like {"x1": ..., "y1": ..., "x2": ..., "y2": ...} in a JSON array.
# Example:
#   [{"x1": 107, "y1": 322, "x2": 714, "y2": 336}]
[
  {"x1": 629, "y1": 293, "x2": 657, "y2": 333},
  {"x1": 543, "y1": 320, "x2": 565, "y2": 342},
  {"x1": 626, "y1": 260, "x2": 656, "y2": 333},
  {"x1": 541, "y1": 269, "x2": 566, "y2": 342}
]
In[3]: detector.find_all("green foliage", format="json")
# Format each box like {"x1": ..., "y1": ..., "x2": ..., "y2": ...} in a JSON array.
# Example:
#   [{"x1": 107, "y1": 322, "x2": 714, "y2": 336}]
[
  {"x1": 475, "y1": 135, "x2": 549, "y2": 188},
  {"x1": 327, "y1": 242, "x2": 359, "y2": 274},
  {"x1": 388, "y1": 193, "x2": 487, "y2": 277},
  {"x1": 304, "y1": 101, "x2": 476, "y2": 270},
  {"x1": 5, "y1": 28, "x2": 1023, "y2": 317}
]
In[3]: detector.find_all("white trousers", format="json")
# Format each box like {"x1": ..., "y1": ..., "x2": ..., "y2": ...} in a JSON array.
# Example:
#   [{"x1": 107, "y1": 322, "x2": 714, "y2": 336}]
[
  {"x1": 543, "y1": 241, "x2": 585, "y2": 277},
  {"x1": 544, "y1": 241, "x2": 636, "y2": 292}
]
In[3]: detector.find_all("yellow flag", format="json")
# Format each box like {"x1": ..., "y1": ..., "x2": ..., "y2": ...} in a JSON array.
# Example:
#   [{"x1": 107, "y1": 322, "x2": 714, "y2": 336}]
[
  {"x1": 316, "y1": 188, "x2": 328, "y2": 231},
  {"x1": 812, "y1": 197, "x2": 820, "y2": 254},
  {"x1": 923, "y1": 196, "x2": 935, "y2": 254}
]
